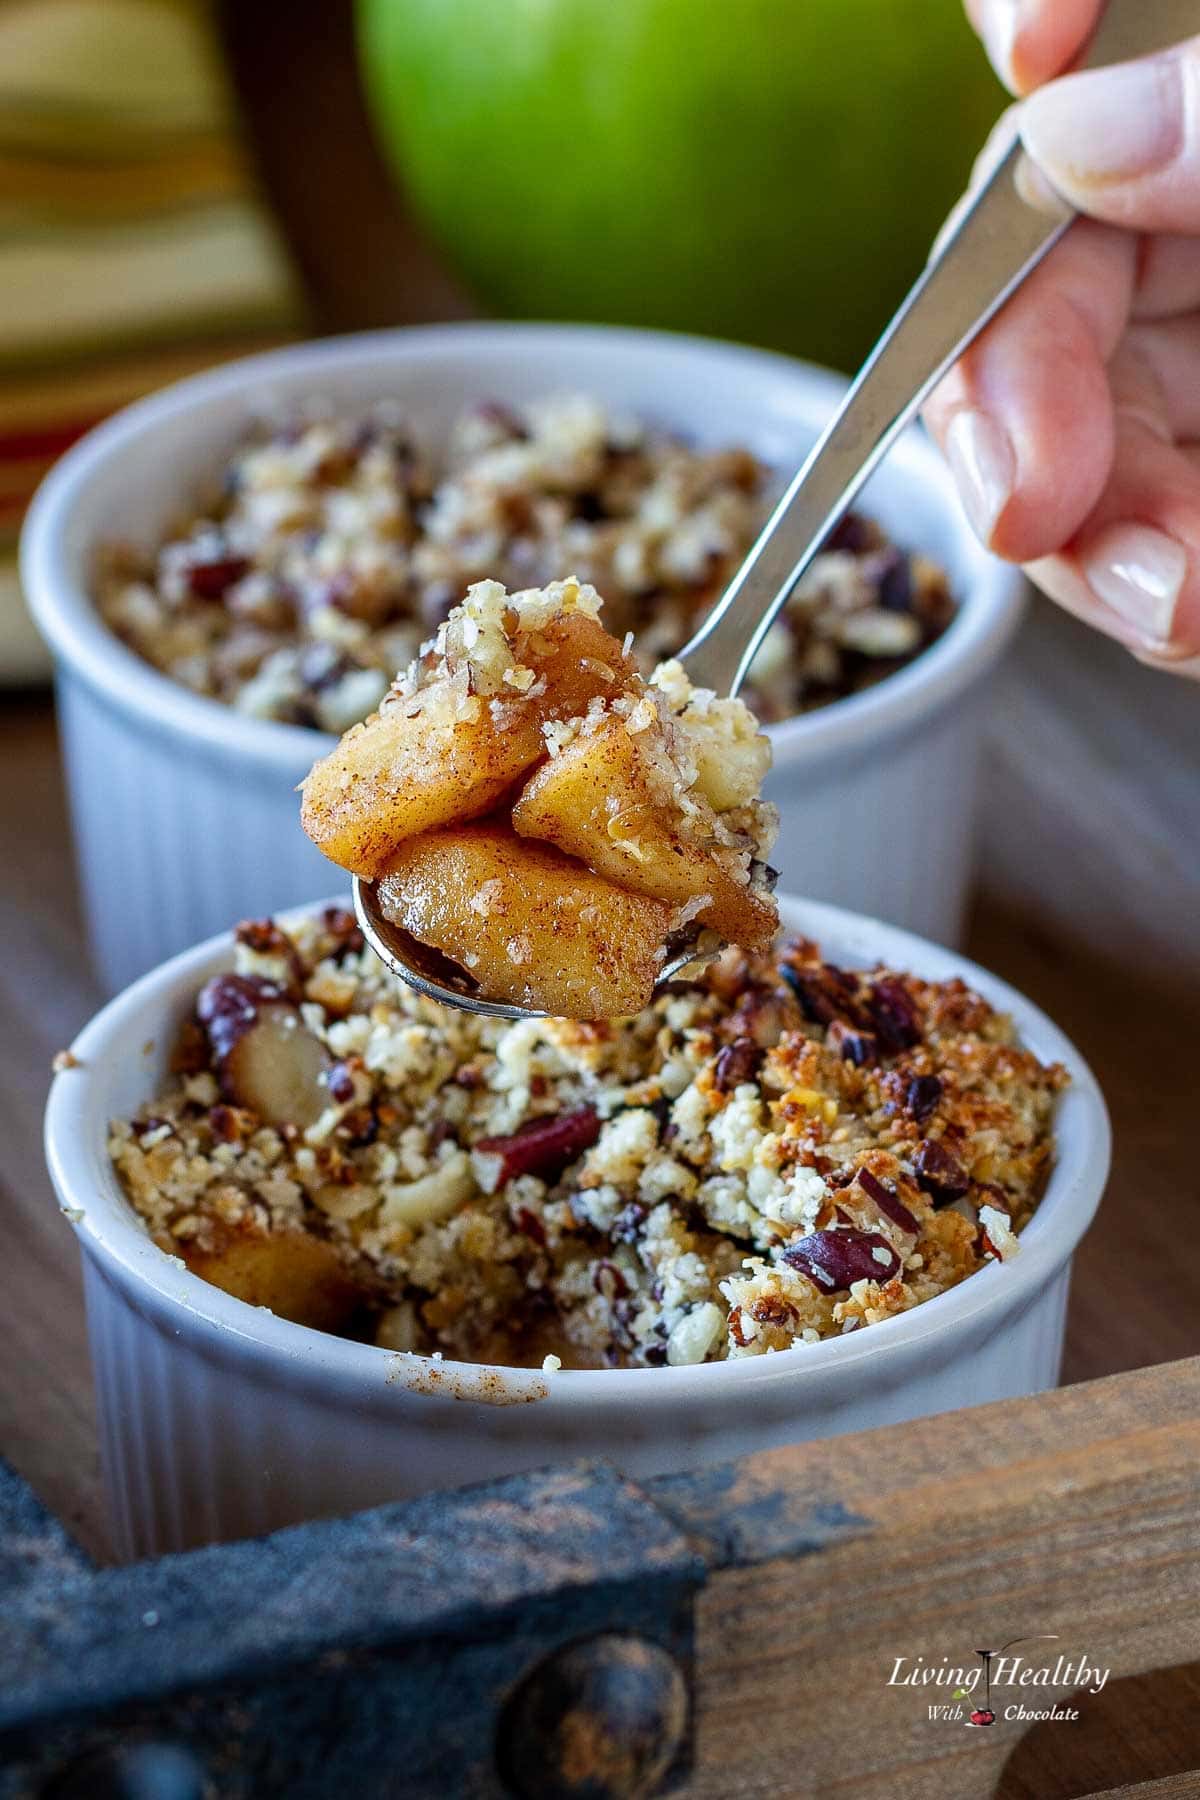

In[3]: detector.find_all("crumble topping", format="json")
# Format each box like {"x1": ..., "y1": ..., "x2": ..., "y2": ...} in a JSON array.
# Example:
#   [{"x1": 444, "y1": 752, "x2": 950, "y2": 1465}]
[
  {"x1": 97, "y1": 397, "x2": 953, "y2": 732},
  {"x1": 108, "y1": 910, "x2": 1065, "y2": 1368}
]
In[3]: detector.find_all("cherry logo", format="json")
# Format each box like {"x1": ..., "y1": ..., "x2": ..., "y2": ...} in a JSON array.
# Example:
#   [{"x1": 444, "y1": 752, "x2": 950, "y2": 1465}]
[{"x1": 966, "y1": 1634, "x2": 1059, "y2": 1728}]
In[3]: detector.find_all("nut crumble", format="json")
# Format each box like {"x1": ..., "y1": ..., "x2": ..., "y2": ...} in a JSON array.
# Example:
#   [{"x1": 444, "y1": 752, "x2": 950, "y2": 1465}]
[
  {"x1": 96, "y1": 397, "x2": 953, "y2": 732},
  {"x1": 108, "y1": 910, "x2": 1065, "y2": 1369}
]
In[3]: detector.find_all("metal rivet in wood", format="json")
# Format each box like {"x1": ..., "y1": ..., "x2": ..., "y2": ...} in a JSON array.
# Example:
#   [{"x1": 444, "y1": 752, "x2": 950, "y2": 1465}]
[
  {"x1": 497, "y1": 1633, "x2": 689, "y2": 1800},
  {"x1": 40, "y1": 1741, "x2": 207, "y2": 1800}
]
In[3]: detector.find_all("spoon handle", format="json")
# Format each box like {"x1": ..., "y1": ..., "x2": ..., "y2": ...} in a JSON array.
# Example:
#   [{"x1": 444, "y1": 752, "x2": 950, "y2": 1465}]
[{"x1": 680, "y1": 0, "x2": 1200, "y2": 697}]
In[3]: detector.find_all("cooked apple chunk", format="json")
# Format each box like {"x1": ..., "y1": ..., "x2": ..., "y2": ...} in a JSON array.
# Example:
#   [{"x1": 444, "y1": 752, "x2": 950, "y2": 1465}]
[
  {"x1": 184, "y1": 1229, "x2": 365, "y2": 1334},
  {"x1": 300, "y1": 580, "x2": 637, "y2": 879},
  {"x1": 513, "y1": 714, "x2": 776, "y2": 949},
  {"x1": 301, "y1": 577, "x2": 778, "y2": 1015},
  {"x1": 377, "y1": 823, "x2": 676, "y2": 1017},
  {"x1": 299, "y1": 697, "x2": 541, "y2": 880}
]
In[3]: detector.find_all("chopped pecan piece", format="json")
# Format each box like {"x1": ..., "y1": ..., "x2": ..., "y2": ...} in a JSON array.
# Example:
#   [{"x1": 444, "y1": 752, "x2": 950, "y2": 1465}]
[
  {"x1": 827, "y1": 1019, "x2": 879, "y2": 1066},
  {"x1": 750, "y1": 1290, "x2": 798, "y2": 1327},
  {"x1": 912, "y1": 1138, "x2": 970, "y2": 1207},
  {"x1": 471, "y1": 1106, "x2": 601, "y2": 1193},
  {"x1": 341, "y1": 1106, "x2": 378, "y2": 1148},
  {"x1": 713, "y1": 1036, "x2": 761, "y2": 1092},
  {"x1": 208, "y1": 1103, "x2": 245, "y2": 1144},
  {"x1": 233, "y1": 918, "x2": 303, "y2": 993},
  {"x1": 782, "y1": 1227, "x2": 902, "y2": 1292},
  {"x1": 857, "y1": 1168, "x2": 920, "y2": 1236},
  {"x1": 904, "y1": 1073, "x2": 942, "y2": 1124},
  {"x1": 234, "y1": 919, "x2": 291, "y2": 956},
  {"x1": 865, "y1": 977, "x2": 922, "y2": 1053}
]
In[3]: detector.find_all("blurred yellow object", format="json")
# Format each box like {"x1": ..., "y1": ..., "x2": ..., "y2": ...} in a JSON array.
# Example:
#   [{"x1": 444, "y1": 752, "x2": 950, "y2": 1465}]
[{"x1": 1, "y1": 0, "x2": 306, "y2": 681}]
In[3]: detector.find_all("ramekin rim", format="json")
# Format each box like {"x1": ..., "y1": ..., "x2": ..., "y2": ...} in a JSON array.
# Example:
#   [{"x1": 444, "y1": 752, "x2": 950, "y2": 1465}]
[
  {"x1": 21, "y1": 320, "x2": 1024, "y2": 774},
  {"x1": 44, "y1": 891, "x2": 1110, "y2": 1405}
]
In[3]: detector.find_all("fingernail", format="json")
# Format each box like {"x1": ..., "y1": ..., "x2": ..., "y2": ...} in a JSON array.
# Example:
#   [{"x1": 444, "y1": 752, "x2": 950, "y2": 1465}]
[
  {"x1": 945, "y1": 410, "x2": 1015, "y2": 544},
  {"x1": 980, "y1": 0, "x2": 1019, "y2": 84},
  {"x1": 1084, "y1": 523, "x2": 1186, "y2": 641},
  {"x1": 1021, "y1": 56, "x2": 1182, "y2": 186}
]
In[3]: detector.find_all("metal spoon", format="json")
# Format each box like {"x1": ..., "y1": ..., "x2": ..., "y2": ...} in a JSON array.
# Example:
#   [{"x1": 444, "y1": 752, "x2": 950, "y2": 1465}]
[{"x1": 358, "y1": 0, "x2": 1190, "y2": 1020}]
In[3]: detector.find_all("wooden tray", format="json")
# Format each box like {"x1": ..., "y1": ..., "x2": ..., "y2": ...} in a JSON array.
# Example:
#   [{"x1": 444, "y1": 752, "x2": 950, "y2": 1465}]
[{"x1": 2, "y1": 1358, "x2": 1197, "y2": 1796}]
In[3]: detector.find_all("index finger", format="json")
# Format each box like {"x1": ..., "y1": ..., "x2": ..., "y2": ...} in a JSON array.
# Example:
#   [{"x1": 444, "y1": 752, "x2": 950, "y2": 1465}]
[{"x1": 969, "y1": 0, "x2": 1102, "y2": 93}]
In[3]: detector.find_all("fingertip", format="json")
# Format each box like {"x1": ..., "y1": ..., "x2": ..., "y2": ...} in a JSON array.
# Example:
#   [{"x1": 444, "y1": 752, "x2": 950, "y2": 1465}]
[
  {"x1": 1130, "y1": 640, "x2": 1200, "y2": 678},
  {"x1": 930, "y1": 220, "x2": 1132, "y2": 563},
  {"x1": 1018, "y1": 55, "x2": 1185, "y2": 230},
  {"x1": 1004, "y1": 31, "x2": 1057, "y2": 96},
  {"x1": 929, "y1": 374, "x2": 1112, "y2": 568},
  {"x1": 943, "y1": 408, "x2": 1016, "y2": 549},
  {"x1": 1029, "y1": 538, "x2": 1200, "y2": 670},
  {"x1": 1033, "y1": 425, "x2": 1200, "y2": 662},
  {"x1": 976, "y1": 2, "x2": 1019, "y2": 91},
  {"x1": 1006, "y1": 0, "x2": 1104, "y2": 93},
  {"x1": 1080, "y1": 521, "x2": 1188, "y2": 645},
  {"x1": 961, "y1": 346, "x2": 1114, "y2": 565},
  {"x1": 1023, "y1": 552, "x2": 1164, "y2": 663}
]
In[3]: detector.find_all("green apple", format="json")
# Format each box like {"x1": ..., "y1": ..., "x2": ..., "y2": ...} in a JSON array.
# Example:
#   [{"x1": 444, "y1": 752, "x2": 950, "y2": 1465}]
[{"x1": 357, "y1": 0, "x2": 1003, "y2": 373}]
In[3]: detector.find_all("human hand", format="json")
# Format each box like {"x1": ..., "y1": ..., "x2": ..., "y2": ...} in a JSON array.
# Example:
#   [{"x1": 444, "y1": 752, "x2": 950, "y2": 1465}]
[{"x1": 926, "y1": 1, "x2": 1200, "y2": 675}]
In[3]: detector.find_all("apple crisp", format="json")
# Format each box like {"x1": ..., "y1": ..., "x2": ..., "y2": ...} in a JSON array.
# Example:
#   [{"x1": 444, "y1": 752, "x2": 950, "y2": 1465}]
[
  {"x1": 300, "y1": 577, "x2": 779, "y2": 1016},
  {"x1": 108, "y1": 909, "x2": 1065, "y2": 1369},
  {"x1": 96, "y1": 397, "x2": 953, "y2": 732}
]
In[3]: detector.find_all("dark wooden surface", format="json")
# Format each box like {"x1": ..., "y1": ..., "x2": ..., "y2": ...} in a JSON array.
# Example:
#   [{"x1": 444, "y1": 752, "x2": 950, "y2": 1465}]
[
  {"x1": 0, "y1": 1457, "x2": 700, "y2": 1799},
  {"x1": 0, "y1": 698, "x2": 101, "y2": 1557},
  {"x1": 673, "y1": 1357, "x2": 1200, "y2": 1798},
  {"x1": 4, "y1": 1359, "x2": 1198, "y2": 1798}
]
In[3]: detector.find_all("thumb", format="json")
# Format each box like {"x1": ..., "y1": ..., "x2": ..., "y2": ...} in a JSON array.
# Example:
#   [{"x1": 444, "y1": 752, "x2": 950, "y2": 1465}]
[{"x1": 1020, "y1": 39, "x2": 1200, "y2": 232}]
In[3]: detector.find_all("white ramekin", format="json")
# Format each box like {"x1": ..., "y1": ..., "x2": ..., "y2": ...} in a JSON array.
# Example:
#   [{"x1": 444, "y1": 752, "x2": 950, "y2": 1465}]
[
  {"x1": 22, "y1": 325, "x2": 1024, "y2": 994},
  {"x1": 45, "y1": 893, "x2": 1108, "y2": 1562}
]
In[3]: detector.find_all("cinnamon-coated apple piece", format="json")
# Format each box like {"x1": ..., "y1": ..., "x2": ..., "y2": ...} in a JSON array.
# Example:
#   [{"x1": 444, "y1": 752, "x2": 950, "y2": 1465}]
[
  {"x1": 183, "y1": 1230, "x2": 365, "y2": 1334},
  {"x1": 527, "y1": 607, "x2": 639, "y2": 716},
  {"x1": 512, "y1": 717, "x2": 776, "y2": 949},
  {"x1": 377, "y1": 821, "x2": 675, "y2": 1016},
  {"x1": 299, "y1": 696, "x2": 542, "y2": 881},
  {"x1": 299, "y1": 608, "x2": 637, "y2": 880}
]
